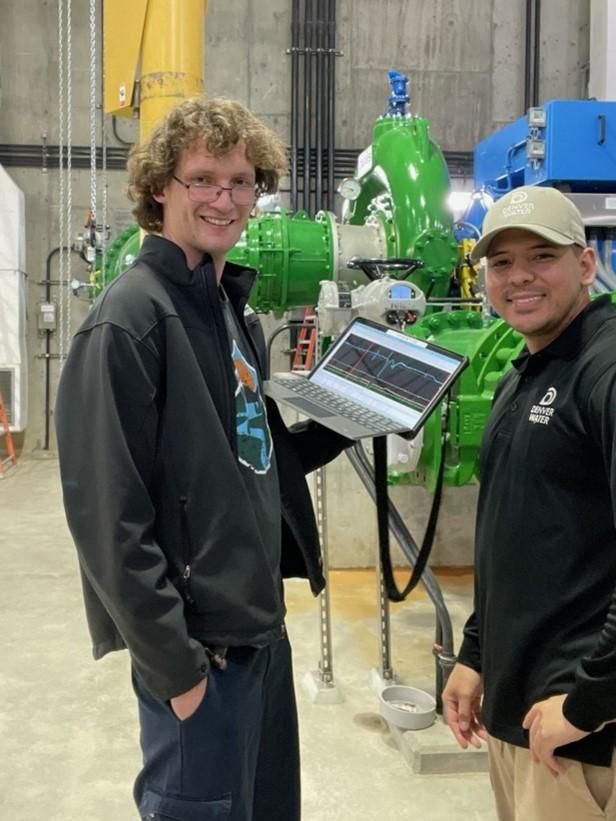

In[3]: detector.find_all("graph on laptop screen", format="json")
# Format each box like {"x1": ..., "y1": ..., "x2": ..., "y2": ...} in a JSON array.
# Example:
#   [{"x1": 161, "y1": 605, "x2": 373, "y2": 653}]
[{"x1": 311, "y1": 321, "x2": 462, "y2": 428}]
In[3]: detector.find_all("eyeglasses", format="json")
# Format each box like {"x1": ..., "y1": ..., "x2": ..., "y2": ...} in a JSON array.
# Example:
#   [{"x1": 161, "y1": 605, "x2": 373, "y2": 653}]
[{"x1": 171, "y1": 175, "x2": 257, "y2": 205}]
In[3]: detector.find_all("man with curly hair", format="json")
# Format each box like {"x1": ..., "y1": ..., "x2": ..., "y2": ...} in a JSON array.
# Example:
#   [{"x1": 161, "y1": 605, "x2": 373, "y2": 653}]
[{"x1": 55, "y1": 97, "x2": 349, "y2": 821}]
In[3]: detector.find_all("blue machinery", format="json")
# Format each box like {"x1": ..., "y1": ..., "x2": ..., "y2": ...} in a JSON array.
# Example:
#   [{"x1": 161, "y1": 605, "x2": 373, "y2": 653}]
[{"x1": 470, "y1": 99, "x2": 616, "y2": 292}]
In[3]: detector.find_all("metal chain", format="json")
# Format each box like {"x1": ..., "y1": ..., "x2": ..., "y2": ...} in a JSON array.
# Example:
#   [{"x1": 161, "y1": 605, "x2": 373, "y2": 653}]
[
  {"x1": 64, "y1": 0, "x2": 73, "y2": 356},
  {"x1": 89, "y1": 0, "x2": 107, "y2": 293},
  {"x1": 57, "y1": 0, "x2": 73, "y2": 364},
  {"x1": 57, "y1": 0, "x2": 66, "y2": 361},
  {"x1": 101, "y1": 95, "x2": 108, "y2": 289},
  {"x1": 89, "y1": 0, "x2": 97, "y2": 227}
]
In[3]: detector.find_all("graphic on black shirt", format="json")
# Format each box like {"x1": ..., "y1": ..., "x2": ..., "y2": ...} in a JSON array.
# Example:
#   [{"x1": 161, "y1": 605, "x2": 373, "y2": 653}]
[{"x1": 231, "y1": 339, "x2": 273, "y2": 474}]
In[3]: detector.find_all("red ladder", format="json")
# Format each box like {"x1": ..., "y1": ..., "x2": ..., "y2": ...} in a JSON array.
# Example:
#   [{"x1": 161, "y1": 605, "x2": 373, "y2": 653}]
[
  {"x1": 0, "y1": 390, "x2": 17, "y2": 478},
  {"x1": 291, "y1": 307, "x2": 318, "y2": 372}
]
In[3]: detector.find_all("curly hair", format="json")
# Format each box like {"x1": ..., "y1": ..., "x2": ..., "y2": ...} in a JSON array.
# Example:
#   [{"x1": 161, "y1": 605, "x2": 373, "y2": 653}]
[{"x1": 127, "y1": 97, "x2": 288, "y2": 232}]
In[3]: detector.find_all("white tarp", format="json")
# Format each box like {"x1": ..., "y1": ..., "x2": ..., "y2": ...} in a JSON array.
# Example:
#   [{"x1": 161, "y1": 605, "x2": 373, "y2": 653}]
[
  {"x1": 0, "y1": 165, "x2": 27, "y2": 430},
  {"x1": 0, "y1": 164, "x2": 26, "y2": 272},
  {"x1": 0, "y1": 267, "x2": 27, "y2": 363}
]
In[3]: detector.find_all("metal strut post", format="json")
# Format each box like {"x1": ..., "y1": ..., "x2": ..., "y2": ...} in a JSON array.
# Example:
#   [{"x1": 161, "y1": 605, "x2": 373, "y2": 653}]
[
  {"x1": 302, "y1": 460, "x2": 342, "y2": 703},
  {"x1": 370, "y1": 436, "x2": 397, "y2": 693},
  {"x1": 376, "y1": 547, "x2": 395, "y2": 684},
  {"x1": 300, "y1": 324, "x2": 342, "y2": 704},
  {"x1": 314, "y1": 466, "x2": 334, "y2": 684},
  {"x1": 266, "y1": 321, "x2": 342, "y2": 703}
]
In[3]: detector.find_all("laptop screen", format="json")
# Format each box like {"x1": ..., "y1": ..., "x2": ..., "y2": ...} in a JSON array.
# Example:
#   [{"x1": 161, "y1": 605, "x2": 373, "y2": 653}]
[{"x1": 310, "y1": 318, "x2": 466, "y2": 430}]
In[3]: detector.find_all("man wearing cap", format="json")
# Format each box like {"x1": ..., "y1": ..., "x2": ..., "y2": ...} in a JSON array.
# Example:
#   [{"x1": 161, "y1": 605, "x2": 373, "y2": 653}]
[{"x1": 443, "y1": 185, "x2": 616, "y2": 819}]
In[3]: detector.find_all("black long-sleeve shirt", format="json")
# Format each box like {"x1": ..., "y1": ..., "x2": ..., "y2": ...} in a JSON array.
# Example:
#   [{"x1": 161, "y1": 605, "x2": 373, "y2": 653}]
[{"x1": 458, "y1": 296, "x2": 616, "y2": 766}]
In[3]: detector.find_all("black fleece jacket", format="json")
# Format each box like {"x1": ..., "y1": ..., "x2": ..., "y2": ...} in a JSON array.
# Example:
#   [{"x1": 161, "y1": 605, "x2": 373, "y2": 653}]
[
  {"x1": 458, "y1": 297, "x2": 616, "y2": 766},
  {"x1": 56, "y1": 235, "x2": 349, "y2": 702}
]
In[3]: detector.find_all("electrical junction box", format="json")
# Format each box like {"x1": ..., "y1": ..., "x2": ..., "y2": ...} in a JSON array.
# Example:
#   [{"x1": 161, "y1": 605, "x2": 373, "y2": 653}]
[
  {"x1": 38, "y1": 301, "x2": 57, "y2": 332},
  {"x1": 527, "y1": 106, "x2": 547, "y2": 128},
  {"x1": 474, "y1": 100, "x2": 616, "y2": 193},
  {"x1": 526, "y1": 138, "x2": 546, "y2": 159}
]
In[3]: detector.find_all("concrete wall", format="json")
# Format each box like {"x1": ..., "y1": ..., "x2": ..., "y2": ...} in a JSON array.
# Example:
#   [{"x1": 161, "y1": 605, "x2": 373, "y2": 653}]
[
  {"x1": 205, "y1": 0, "x2": 590, "y2": 149},
  {"x1": 0, "y1": 0, "x2": 590, "y2": 566}
]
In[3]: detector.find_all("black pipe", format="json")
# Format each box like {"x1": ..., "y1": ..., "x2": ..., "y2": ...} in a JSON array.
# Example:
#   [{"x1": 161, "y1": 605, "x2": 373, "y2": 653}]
[
  {"x1": 321, "y1": 0, "x2": 330, "y2": 211},
  {"x1": 321, "y1": 0, "x2": 331, "y2": 212},
  {"x1": 323, "y1": 0, "x2": 331, "y2": 211},
  {"x1": 524, "y1": 0, "x2": 533, "y2": 111},
  {"x1": 302, "y1": 0, "x2": 312, "y2": 214},
  {"x1": 43, "y1": 246, "x2": 81, "y2": 450},
  {"x1": 290, "y1": 0, "x2": 300, "y2": 211},
  {"x1": 0, "y1": 143, "x2": 474, "y2": 178},
  {"x1": 532, "y1": 0, "x2": 541, "y2": 107},
  {"x1": 315, "y1": 0, "x2": 324, "y2": 210},
  {"x1": 524, "y1": 0, "x2": 541, "y2": 110},
  {"x1": 44, "y1": 246, "x2": 65, "y2": 451},
  {"x1": 326, "y1": 0, "x2": 336, "y2": 211},
  {"x1": 0, "y1": 143, "x2": 130, "y2": 170}
]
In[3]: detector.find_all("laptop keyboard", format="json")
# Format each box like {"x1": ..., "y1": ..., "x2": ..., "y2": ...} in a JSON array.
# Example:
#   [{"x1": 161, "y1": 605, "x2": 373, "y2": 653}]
[{"x1": 272, "y1": 375, "x2": 397, "y2": 433}]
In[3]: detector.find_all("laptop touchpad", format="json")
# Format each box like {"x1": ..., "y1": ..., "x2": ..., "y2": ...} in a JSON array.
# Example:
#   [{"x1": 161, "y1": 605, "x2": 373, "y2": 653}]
[{"x1": 288, "y1": 397, "x2": 337, "y2": 417}]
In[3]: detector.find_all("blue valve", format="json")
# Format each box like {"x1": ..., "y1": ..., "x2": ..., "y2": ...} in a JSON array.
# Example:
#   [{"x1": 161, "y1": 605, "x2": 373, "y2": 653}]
[{"x1": 386, "y1": 70, "x2": 410, "y2": 116}]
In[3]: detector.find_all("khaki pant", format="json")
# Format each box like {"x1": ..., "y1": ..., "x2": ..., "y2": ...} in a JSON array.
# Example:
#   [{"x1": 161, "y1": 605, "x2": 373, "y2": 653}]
[{"x1": 488, "y1": 737, "x2": 616, "y2": 820}]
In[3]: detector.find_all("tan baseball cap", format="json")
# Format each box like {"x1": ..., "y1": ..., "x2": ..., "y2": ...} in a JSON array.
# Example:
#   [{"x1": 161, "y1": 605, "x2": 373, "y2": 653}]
[{"x1": 470, "y1": 185, "x2": 587, "y2": 262}]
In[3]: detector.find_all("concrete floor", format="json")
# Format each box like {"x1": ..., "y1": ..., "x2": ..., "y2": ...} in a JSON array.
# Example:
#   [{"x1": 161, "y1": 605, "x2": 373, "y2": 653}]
[{"x1": 0, "y1": 456, "x2": 496, "y2": 820}]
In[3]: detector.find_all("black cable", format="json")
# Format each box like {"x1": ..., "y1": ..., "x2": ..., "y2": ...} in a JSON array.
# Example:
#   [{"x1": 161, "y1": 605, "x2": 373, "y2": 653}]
[
  {"x1": 375, "y1": 394, "x2": 451, "y2": 602},
  {"x1": 111, "y1": 115, "x2": 134, "y2": 147}
]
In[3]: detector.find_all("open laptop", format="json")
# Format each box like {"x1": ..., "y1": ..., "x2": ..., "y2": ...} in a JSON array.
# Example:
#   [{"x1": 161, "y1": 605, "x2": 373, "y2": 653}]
[{"x1": 265, "y1": 316, "x2": 468, "y2": 440}]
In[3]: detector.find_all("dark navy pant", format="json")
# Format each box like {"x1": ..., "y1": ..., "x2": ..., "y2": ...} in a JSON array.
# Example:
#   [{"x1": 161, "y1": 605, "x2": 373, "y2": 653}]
[{"x1": 132, "y1": 634, "x2": 300, "y2": 821}]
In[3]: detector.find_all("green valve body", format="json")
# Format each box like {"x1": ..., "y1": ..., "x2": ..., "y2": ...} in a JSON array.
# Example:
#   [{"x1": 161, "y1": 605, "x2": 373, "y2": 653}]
[
  {"x1": 344, "y1": 114, "x2": 459, "y2": 299},
  {"x1": 227, "y1": 211, "x2": 335, "y2": 315},
  {"x1": 103, "y1": 225, "x2": 141, "y2": 292},
  {"x1": 393, "y1": 313, "x2": 524, "y2": 490}
]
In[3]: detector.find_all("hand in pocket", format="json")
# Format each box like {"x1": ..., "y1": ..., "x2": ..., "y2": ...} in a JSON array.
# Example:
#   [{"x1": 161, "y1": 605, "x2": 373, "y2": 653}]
[{"x1": 170, "y1": 677, "x2": 207, "y2": 721}]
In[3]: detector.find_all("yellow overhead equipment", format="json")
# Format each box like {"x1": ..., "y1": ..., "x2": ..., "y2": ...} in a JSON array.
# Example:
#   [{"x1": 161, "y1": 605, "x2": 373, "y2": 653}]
[{"x1": 103, "y1": 0, "x2": 208, "y2": 138}]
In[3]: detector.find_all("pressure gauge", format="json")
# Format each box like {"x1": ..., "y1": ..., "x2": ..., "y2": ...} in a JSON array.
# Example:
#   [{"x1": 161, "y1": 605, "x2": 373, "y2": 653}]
[{"x1": 337, "y1": 177, "x2": 362, "y2": 201}]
